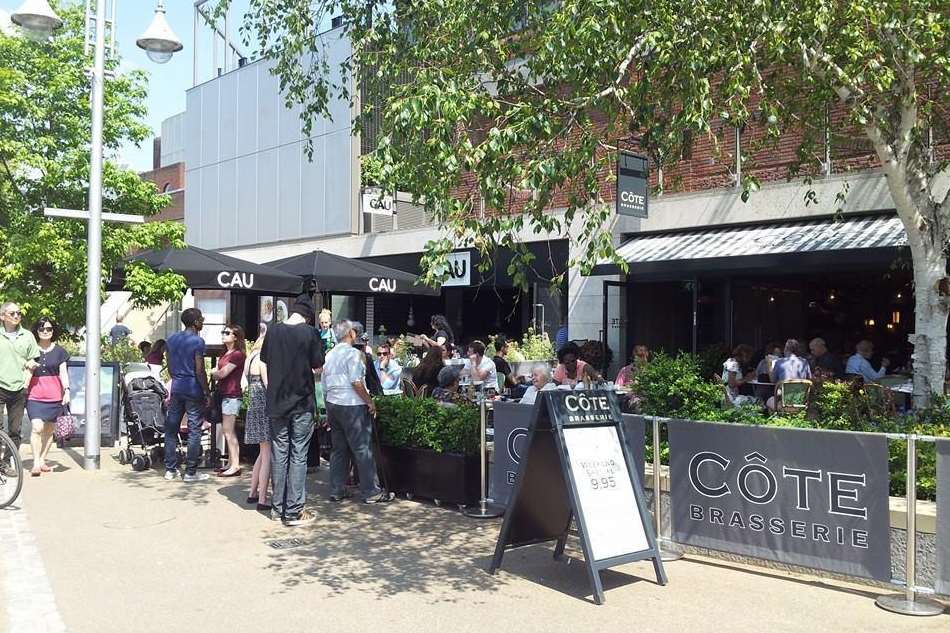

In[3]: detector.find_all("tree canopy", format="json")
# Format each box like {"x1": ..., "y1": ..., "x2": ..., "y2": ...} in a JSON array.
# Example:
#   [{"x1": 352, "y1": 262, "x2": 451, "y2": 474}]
[{"x1": 0, "y1": 2, "x2": 185, "y2": 329}]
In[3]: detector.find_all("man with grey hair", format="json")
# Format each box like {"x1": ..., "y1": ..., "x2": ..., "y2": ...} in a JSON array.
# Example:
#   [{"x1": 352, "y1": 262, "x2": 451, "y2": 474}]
[
  {"x1": 846, "y1": 339, "x2": 889, "y2": 383},
  {"x1": 323, "y1": 319, "x2": 393, "y2": 504},
  {"x1": 0, "y1": 301, "x2": 39, "y2": 452},
  {"x1": 520, "y1": 365, "x2": 556, "y2": 405},
  {"x1": 808, "y1": 337, "x2": 842, "y2": 378}
]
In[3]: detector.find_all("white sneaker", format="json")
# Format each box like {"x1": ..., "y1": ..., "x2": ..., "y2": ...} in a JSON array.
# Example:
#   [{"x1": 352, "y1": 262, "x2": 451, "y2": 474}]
[
  {"x1": 164, "y1": 470, "x2": 179, "y2": 481},
  {"x1": 182, "y1": 472, "x2": 209, "y2": 483}
]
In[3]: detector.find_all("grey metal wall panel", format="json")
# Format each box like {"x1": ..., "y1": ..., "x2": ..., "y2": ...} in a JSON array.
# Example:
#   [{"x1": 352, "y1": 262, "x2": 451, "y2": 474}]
[
  {"x1": 257, "y1": 63, "x2": 280, "y2": 153},
  {"x1": 324, "y1": 129, "x2": 351, "y2": 234},
  {"x1": 218, "y1": 72, "x2": 239, "y2": 163},
  {"x1": 301, "y1": 136, "x2": 327, "y2": 237},
  {"x1": 218, "y1": 160, "x2": 239, "y2": 247},
  {"x1": 278, "y1": 90, "x2": 303, "y2": 147},
  {"x1": 184, "y1": 91, "x2": 202, "y2": 169},
  {"x1": 236, "y1": 67, "x2": 258, "y2": 158},
  {"x1": 236, "y1": 154, "x2": 258, "y2": 240},
  {"x1": 185, "y1": 167, "x2": 201, "y2": 244},
  {"x1": 199, "y1": 164, "x2": 219, "y2": 247},
  {"x1": 277, "y1": 143, "x2": 303, "y2": 240},
  {"x1": 160, "y1": 113, "x2": 185, "y2": 167},
  {"x1": 199, "y1": 80, "x2": 220, "y2": 167},
  {"x1": 256, "y1": 147, "x2": 279, "y2": 244}
]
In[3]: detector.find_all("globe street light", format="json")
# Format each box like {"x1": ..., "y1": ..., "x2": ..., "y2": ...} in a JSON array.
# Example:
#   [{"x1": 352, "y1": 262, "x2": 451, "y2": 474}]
[
  {"x1": 9, "y1": 0, "x2": 62, "y2": 41},
  {"x1": 137, "y1": 1, "x2": 183, "y2": 64},
  {"x1": 12, "y1": 0, "x2": 183, "y2": 471}
]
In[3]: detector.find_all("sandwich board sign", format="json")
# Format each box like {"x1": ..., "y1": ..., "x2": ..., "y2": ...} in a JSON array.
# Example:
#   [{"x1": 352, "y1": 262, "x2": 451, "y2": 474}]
[{"x1": 488, "y1": 389, "x2": 666, "y2": 604}]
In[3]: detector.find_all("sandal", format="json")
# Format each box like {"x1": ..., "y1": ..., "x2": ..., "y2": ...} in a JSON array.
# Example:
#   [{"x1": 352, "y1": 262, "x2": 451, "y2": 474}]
[
  {"x1": 247, "y1": 496, "x2": 259, "y2": 504},
  {"x1": 30, "y1": 468, "x2": 41, "y2": 477},
  {"x1": 216, "y1": 469, "x2": 242, "y2": 478},
  {"x1": 40, "y1": 464, "x2": 52, "y2": 473}
]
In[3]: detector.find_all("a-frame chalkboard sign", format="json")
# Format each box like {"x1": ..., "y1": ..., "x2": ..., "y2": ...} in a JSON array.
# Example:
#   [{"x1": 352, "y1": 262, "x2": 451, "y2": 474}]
[{"x1": 488, "y1": 389, "x2": 666, "y2": 604}]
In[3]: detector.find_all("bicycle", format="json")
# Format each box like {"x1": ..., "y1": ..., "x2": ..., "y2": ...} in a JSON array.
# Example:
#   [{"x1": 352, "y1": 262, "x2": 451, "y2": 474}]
[{"x1": 0, "y1": 428, "x2": 23, "y2": 509}]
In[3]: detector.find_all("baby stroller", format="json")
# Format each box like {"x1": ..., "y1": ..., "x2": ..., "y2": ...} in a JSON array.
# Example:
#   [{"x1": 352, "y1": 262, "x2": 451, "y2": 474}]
[{"x1": 119, "y1": 365, "x2": 169, "y2": 472}]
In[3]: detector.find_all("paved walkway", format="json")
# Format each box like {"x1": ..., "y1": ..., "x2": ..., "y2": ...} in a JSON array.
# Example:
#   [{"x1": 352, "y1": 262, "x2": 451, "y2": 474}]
[{"x1": 2, "y1": 446, "x2": 947, "y2": 633}]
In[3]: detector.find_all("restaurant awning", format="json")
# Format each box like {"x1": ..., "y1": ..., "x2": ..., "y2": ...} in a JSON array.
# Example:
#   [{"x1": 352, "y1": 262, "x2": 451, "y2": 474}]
[
  {"x1": 109, "y1": 245, "x2": 305, "y2": 295},
  {"x1": 265, "y1": 250, "x2": 440, "y2": 296},
  {"x1": 591, "y1": 213, "x2": 908, "y2": 278}
]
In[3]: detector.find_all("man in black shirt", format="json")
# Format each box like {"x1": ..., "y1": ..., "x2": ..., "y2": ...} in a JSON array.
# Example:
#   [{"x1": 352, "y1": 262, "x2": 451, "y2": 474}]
[
  {"x1": 260, "y1": 296, "x2": 324, "y2": 526},
  {"x1": 493, "y1": 334, "x2": 515, "y2": 388}
]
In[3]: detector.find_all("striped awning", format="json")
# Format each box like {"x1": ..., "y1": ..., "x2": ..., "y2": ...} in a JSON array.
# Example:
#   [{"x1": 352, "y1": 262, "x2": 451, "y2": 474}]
[{"x1": 603, "y1": 214, "x2": 906, "y2": 272}]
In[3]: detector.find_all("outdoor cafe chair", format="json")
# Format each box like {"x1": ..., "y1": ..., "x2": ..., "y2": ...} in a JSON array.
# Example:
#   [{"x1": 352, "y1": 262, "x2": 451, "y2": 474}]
[
  {"x1": 863, "y1": 383, "x2": 897, "y2": 415},
  {"x1": 400, "y1": 375, "x2": 416, "y2": 398},
  {"x1": 774, "y1": 379, "x2": 813, "y2": 414}
]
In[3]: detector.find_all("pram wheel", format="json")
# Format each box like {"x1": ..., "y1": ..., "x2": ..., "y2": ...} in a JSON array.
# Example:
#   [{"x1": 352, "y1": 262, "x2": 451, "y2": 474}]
[
  {"x1": 118, "y1": 450, "x2": 128, "y2": 465},
  {"x1": 131, "y1": 454, "x2": 148, "y2": 472}
]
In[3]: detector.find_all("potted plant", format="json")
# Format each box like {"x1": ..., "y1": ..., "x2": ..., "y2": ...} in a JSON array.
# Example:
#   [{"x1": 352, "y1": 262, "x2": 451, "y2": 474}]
[
  {"x1": 373, "y1": 396, "x2": 480, "y2": 505},
  {"x1": 504, "y1": 327, "x2": 556, "y2": 379}
]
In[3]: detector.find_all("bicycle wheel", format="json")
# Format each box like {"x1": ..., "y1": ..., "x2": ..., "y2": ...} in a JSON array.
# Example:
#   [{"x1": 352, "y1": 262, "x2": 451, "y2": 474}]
[{"x1": 0, "y1": 430, "x2": 23, "y2": 509}]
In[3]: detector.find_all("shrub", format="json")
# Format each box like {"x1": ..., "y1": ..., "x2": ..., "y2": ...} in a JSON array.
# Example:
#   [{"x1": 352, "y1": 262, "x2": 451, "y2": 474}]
[
  {"x1": 634, "y1": 351, "x2": 724, "y2": 421},
  {"x1": 505, "y1": 327, "x2": 554, "y2": 362},
  {"x1": 374, "y1": 396, "x2": 480, "y2": 456}
]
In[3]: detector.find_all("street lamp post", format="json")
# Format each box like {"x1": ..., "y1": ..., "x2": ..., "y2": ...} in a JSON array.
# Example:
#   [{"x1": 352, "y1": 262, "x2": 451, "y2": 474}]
[{"x1": 12, "y1": 0, "x2": 183, "y2": 470}]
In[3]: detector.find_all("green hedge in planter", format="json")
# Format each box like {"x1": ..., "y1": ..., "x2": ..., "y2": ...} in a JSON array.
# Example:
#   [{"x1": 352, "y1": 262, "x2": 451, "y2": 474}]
[{"x1": 374, "y1": 396, "x2": 480, "y2": 457}]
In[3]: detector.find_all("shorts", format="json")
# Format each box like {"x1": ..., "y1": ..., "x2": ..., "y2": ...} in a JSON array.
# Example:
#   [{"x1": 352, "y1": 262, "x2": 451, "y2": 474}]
[{"x1": 221, "y1": 397, "x2": 242, "y2": 416}]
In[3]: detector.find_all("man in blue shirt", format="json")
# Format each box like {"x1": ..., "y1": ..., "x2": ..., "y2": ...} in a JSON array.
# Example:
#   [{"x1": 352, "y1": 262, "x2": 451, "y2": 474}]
[
  {"x1": 163, "y1": 308, "x2": 211, "y2": 482},
  {"x1": 374, "y1": 340, "x2": 402, "y2": 391},
  {"x1": 846, "y1": 339, "x2": 889, "y2": 383}
]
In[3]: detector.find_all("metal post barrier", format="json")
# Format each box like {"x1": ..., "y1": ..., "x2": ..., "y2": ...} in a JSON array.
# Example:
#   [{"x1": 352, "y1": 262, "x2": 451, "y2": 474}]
[
  {"x1": 875, "y1": 434, "x2": 944, "y2": 616},
  {"x1": 466, "y1": 398, "x2": 503, "y2": 518},
  {"x1": 653, "y1": 417, "x2": 682, "y2": 562}
]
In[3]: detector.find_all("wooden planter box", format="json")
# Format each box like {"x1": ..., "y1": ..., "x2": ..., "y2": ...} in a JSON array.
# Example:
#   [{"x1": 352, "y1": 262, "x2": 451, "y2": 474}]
[{"x1": 378, "y1": 445, "x2": 479, "y2": 506}]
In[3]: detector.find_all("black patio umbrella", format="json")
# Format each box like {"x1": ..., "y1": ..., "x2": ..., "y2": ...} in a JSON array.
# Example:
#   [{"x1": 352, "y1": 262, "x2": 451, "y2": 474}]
[
  {"x1": 265, "y1": 250, "x2": 440, "y2": 296},
  {"x1": 110, "y1": 245, "x2": 304, "y2": 295}
]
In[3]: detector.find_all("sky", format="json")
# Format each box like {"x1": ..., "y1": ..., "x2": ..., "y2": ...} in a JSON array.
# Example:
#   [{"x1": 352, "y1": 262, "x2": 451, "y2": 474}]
[{"x1": 0, "y1": 0, "x2": 252, "y2": 172}]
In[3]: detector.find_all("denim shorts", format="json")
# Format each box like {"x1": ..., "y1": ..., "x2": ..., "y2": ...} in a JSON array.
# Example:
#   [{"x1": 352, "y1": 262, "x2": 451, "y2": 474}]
[{"x1": 221, "y1": 397, "x2": 242, "y2": 416}]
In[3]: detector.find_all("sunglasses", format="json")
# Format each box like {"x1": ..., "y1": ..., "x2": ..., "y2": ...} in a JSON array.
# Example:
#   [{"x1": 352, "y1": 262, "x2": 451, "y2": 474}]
[
  {"x1": 221, "y1": 330, "x2": 232, "y2": 335},
  {"x1": 38, "y1": 326, "x2": 54, "y2": 333}
]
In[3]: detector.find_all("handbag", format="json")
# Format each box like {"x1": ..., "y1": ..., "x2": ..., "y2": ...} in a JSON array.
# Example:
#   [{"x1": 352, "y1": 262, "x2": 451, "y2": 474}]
[{"x1": 54, "y1": 406, "x2": 76, "y2": 442}]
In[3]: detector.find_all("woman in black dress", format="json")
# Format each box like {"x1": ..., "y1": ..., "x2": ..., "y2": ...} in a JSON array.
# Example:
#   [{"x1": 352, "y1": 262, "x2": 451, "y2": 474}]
[{"x1": 420, "y1": 314, "x2": 454, "y2": 351}]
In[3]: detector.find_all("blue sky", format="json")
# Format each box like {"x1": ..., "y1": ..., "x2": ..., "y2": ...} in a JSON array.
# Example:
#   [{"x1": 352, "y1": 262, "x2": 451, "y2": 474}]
[{"x1": 1, "y1": 0, "x2": 251, "y2": 171}]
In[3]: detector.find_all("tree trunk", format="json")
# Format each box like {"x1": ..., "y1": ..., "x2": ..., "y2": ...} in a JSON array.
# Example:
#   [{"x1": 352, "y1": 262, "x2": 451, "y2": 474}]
[{"x1": 909, "y1": 246, "x2": 948, "y2": 408}]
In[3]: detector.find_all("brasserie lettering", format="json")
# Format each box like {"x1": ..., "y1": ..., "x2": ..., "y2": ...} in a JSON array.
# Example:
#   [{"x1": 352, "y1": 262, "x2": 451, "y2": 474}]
[{"x1": 687, "y1": 505, "x2": 870, "y2": 549}]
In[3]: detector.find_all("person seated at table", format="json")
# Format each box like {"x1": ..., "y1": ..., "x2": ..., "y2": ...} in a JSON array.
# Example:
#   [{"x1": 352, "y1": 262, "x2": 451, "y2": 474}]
[
  {"x1": 808, "y1": 337, "x2": 843, "y2": 378},
  {"x1": 615, "y1": 344, "x2": 650, "y2": 387},
  {"x1": 722, "y1": 344, "x2": 756, "y2": 407},
  {"x1": 464, "y1": 340, "x2": 498, "y2": 388},
  {"x1": 846, "y1": 339, "x2": 890, "y2": 383},
  {"x1": 766, "y1": 339, "x2": 812, "y2": 410},
  {"x1": 520, "y1": 366, "x2": 556, "y2": 405},
  {"x1": 754, "y1": 341, "x2": 782, "y2": 381},
  {"x1": 492, "y1": 334, "x2": 515, "y2": 388},
  {"x1": 432, "y1": 365, "x2": 466, "y2": 405},
  {"x1": 576, "y1": 364, "x2": 607, "y2": 390},
  {"x1": 553, "y1": 342, "x2": 587, "y2": 387},
  {"x1": 412, "y1": 348, "x2": 443, "y2": 395},
  {"x1": 374, "y1": 339, "x2": 402, "y2": 392}
]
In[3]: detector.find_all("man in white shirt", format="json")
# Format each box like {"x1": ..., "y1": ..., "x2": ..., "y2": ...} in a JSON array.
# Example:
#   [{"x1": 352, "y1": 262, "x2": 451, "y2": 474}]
[
  {"x1": 520, "y1": 366, "x2": 556, "y2": 405},
  {"x1": 845, "y1": 339, "x2": 889, "y2": 383},
  {"x1": 323, "y1": 320, "x2": 394, "y2": 504},
  {"x1": 464, "y1": 340, "x2": 498, "y2": 389}
]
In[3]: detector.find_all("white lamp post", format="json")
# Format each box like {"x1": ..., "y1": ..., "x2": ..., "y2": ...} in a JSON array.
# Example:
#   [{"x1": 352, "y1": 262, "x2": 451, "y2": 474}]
[{"x1": 12, "y1": 0, "x2": 183, "y2": 470}]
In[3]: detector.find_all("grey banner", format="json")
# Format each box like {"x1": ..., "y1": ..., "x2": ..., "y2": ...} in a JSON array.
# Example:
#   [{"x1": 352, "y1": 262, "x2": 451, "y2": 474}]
[
  {"x1": 936, "y1": 439, "x2": 950, "y2": 595},
  {"x1": 489, "y1": 401, "x2": 644, "y2": 508},
  {"x1": 668, "y1": 420, "x2": 891, "y2": 581}
]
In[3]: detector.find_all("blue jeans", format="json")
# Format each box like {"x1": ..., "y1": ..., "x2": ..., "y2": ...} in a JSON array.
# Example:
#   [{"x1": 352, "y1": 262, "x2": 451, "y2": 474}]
[
  {"x1": 327, "y1": 402, "x2": 382, "y2": 500},
  {"x1": 164, "y1": 392, "x2": 204, "y2": 475},
  {"x1": 270, "y1": 410, "x2": 315, "y2": 518}
]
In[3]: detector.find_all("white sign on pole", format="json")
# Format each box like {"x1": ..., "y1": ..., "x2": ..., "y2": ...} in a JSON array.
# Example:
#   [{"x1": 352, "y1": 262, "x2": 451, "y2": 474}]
[
  {"x1": 442, "y1": 251, "x2": 471, "y2": 287},
  {"x1": 362, "y1": 189, "x2": 395, "y2": 216},
  {"x1": 563, "y1": 425, "x2": 649, "y2": 561}
]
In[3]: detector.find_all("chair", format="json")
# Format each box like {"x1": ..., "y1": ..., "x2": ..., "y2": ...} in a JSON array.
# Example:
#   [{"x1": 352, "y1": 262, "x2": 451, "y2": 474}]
[
  {"x1": 774, "y1": 379, "x2": 813, "y2": 414},
  {"x1": 414, "y1": 384, "x2": 430, "y2": 399},
  {"x1": 712, "y1": 373, "x2": 732, "y2": 408},
  {"x1": 399, "y1": 375, "x2": 416, "y2": 398}
]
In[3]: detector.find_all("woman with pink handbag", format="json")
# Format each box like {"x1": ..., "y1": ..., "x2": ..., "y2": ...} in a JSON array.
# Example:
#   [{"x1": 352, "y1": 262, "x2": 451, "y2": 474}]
[{"x1": 26, "y1": 317, "x2": 70, "y2": 477}]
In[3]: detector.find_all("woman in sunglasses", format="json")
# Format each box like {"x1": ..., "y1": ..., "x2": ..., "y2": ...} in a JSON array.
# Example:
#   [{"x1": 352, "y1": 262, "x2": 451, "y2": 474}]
[
  {"x1": 211, "y1": 325, "x2": 246, "y2": 477},
  {"x1": 26, "y1": 317, "x2": 70, "y2": 477}
]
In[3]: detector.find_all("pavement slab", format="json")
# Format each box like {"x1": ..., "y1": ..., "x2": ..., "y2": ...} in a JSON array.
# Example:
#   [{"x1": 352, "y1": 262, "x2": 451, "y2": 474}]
[{"x1": 1, "y1": 446, "x2": 947, "y2": 633}]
